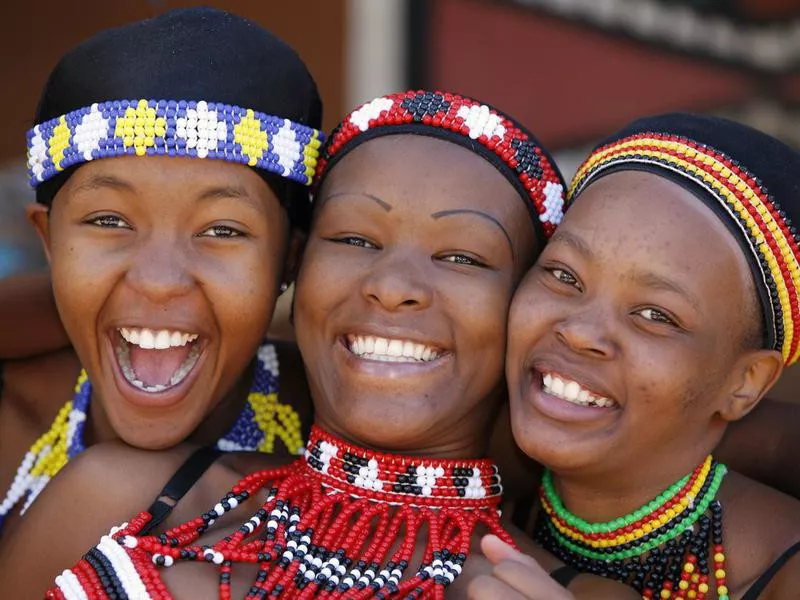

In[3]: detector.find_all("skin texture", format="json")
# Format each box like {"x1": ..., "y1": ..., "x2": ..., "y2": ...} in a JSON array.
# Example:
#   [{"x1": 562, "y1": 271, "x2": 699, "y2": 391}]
[
  {"x1": 506, "y1": 171, "x2": 800, "y2": 597},
  {"x1": 294, "y1": 135, "x2": 536, "y2": 459},
  {"x1": 0, "y1": 136, "x2": 639, "y2": 599},
  {"x1": 0, "y1": 155, "x2": 308, "y2": 535}
]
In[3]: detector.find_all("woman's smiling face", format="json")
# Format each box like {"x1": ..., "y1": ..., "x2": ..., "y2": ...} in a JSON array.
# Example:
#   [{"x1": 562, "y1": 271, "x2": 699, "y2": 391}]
[
  {"x1": 32, "y1": 155, "x2": 292, "y2": 449},
  {"x1": 293, "y1": 135, "x2": 538, "y2": 454},
  {"x1": 506, "y1": 170, "x2": 777, "y2": 478}
]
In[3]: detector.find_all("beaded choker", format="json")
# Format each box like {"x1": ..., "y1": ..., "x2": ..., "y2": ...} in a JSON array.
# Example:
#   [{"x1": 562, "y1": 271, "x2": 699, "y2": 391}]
[
  {"x1": 534, "y1": 456, "x2": 730, "y2": 600},
  {"x1": 47, "y1": 426, "x2": 510, "y2": 599},
  {"x1": 0, "y1": 342, "x2": 303, "y2": 535}
]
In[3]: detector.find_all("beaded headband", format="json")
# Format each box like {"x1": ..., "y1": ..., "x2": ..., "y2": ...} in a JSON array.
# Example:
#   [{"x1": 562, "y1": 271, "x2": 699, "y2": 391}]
[
  {"x1": 26, "y1": 99, "x2": 324, "y2": 189},
  {"x1": 314, "y1": 90, "x2": 565, "y2": 239},
  {"x1": 570, "y1": 131, "x2": 800, "y2": 365}
]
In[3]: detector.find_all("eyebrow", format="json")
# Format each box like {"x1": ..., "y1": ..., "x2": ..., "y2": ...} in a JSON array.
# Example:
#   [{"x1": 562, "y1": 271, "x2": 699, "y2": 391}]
[
  {"x1": 322, "y1": 192, "x2": 393, "y2": 211},
  {"x1": 549, "y1": 230, "x2": 594, "y2": 258},
  {"x1": 632, "y1": 271, "x2": 701, "y2": 309},
  {"x1": 196, "y1": 184, "x2": 266, "y2": 214},
  {"x1": 71, "y1": 174, "x2": 135, "y2": 195},
  {"x1": 431, "y1": 209, "x2": 515, "y2": 257}
]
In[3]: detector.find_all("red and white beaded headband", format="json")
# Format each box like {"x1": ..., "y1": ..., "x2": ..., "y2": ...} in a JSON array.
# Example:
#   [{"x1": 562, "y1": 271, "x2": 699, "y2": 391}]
[{"x1": 314, "y1": 90, "x2": 565, "y2": 239}]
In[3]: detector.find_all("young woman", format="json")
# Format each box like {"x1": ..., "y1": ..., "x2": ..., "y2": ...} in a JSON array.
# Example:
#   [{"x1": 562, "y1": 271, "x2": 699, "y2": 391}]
[
  {"x1": 0, "y1": 91, "x2": 637, "y2": 599},
  {"x1": 0, "y1": 7, "x2": 320, "y2": 536},
  {"x1": 500, "y1": 113, "x2": 800, "y2": 599}
]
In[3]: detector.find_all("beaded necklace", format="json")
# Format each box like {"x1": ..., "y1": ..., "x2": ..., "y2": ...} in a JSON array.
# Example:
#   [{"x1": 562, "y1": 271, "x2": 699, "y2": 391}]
[
  {"x1": 534, "y1": 455, "x2": 730, "y2": 600},
  {"x1": 46, "y1": 425, "x2": 511, "y2": 600},
  {"x1": 0, "y1": 341, "x2": 304, "y2": 534}
]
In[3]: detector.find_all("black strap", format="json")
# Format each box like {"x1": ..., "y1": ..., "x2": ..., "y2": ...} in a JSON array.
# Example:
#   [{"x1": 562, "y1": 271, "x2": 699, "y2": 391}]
[
  {"x1": 550, "y1": 565, "x2": 581, "y2": 588},
  {"x1": 741, "y1": 541, "x2": 800, "y2": 600},
  {"x1": 140, "y1": 446, "x2": 223, "y2": 535}
]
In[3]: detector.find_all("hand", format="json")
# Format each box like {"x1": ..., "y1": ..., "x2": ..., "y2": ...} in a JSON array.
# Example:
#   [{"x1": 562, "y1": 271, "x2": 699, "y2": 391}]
[{"x1": 467, "y1": 535, "x2": 576, "y2": 600}]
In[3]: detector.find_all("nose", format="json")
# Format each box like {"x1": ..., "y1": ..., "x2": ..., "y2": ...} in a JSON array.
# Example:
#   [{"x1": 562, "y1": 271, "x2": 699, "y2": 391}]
[
  {"x1": 125, "y1": 235, "x2": 193, "y2": 304},
  {"x1": 554, "y1": 303, "x2": 617, "y2": 360},
  {"x1": 360, "y1": 247, "x2": 433, "y2": 312}
]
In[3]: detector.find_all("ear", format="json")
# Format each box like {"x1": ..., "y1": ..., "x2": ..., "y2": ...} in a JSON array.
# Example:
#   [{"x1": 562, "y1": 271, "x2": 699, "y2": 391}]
[
  {"x1": 718, "y1": 349, "x2": 783, "y2": 421},
  {"x1": 26, "y1": 203, "x2": 52, "y2": 263},
  {"x1": 280, "y1": 228, "x2": 306, "y2": 291}
]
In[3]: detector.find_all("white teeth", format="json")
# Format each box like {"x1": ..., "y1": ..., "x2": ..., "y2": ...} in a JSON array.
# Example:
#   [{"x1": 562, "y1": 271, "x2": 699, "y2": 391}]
[
  {"x1": 118, "y1": 327, "x2": 199, "y2": 350},
  {"x1": 154, "y1": 330, "x2": 171, "y2": 350},
  {"x1": 347, "y1": 335, "x2": 441, "y2": 363},
  {"x1": 541, "y1": 372, "x2": 616, "y2": 408},
  {"x1": 139, "y1": 329, "x2": 155, "y2": 349},
  {"x1": 387, "y1": 339, "x2": 403, "y2": 357}
]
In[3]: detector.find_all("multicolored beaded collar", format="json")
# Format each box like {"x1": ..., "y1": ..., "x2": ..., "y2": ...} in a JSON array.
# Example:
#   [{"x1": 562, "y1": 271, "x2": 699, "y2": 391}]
[
  {"x1": 535, "y1": 456, "x2": 730, "y2": 600},
  {"x1": 46, "y1": 425, "x2": 510, "y2": 599},
  {"x1": 569, "y1": 131, "x2": 800, "y2": 365},
  {"x1": 315, "y1": 90, "x2": 565, "y2": 239},
  {"x1": 0, "y1": 342, "x2": 303, "y2": 534},
  {"x1": 27, "y1": 99, "x2": 324, "y2": 187}
]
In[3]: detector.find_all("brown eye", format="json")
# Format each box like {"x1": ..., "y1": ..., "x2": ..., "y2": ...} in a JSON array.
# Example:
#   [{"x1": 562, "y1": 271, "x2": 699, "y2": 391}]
[
  {"x1": 638, "y1": 308, "x2": 676, "y2": 325},
  {"x1": 87, "y1": 215, "x2": 130, "y2": 228},
  {"x1": 200, "y1": 225, "x2": 244, "y2": 238},
  {"x1": 333, "y1": 236, "x2": 377, "y2": 249},
  {"x1": 440, "y1": 254, "x2": 486, "y2": 267},
  {"x1": 549, "y1": 267, "x2": 582, "y2": 290}
]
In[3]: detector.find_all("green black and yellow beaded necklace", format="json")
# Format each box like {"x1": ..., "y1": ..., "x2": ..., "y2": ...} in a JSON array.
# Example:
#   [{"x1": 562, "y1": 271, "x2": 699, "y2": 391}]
[{"x1": 534, "y1": 455, "x2": 730, "y2": 600}]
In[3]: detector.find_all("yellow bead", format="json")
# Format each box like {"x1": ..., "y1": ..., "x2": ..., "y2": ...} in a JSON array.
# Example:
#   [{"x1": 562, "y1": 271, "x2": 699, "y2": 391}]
[
  {"x1": 718, "y1": 586, "x2": 728, "y2": 596},
  {"x1": 715, "y1": 569, "x2": 726, "y2": 579},
  {"x1": 714, "y1": 553, "x2": 725, "y2": 562},
  {"x1": 687, "y1": 592, "x2": 696, "y2": 599},
  {"x1": 684, "y1": 563, "x2": 695, "y2": 573},
  {"x1": 678, "y1": 581, "x2": 689, "y2": 591},
  {"x1": 698, "y1": 583, "x2": 709, "y2": 593},
  {"x1": 660, "y1": 590, "x2": 671, "y2": 599}
]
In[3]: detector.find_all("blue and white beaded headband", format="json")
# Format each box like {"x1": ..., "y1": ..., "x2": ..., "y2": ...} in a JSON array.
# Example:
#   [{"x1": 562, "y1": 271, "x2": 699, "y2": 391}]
[{"x1": 26, "y1": 99, "x2": 324, "y2": 188}]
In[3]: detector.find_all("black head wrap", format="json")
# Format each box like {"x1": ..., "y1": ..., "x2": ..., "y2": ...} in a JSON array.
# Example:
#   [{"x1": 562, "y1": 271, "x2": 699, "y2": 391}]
[
  {"x1": 313, "y1": 90, "x2": 566, "y2": 245},
  {"x1": 569, "y1": 112, "x2": 800, "y2": 364},
  {"x1": 29, "y1": 7, "x2": 322, "y2": 231}
]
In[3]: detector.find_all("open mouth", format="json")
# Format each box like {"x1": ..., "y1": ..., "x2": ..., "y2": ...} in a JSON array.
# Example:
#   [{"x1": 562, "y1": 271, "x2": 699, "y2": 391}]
[
  {"x1": 114, "y1": 327, "x2": 203, "y2": 393},
  {"x1": 541, "y1": 372, "x2": 618, "y2": 409},
  {"x1": 344, "y1": 334, "x2": 443, "y2": 363}
]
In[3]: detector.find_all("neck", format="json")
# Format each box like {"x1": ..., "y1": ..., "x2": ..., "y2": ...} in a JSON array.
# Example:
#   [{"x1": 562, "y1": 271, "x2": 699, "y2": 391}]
[
  {"x1": 552, "y1": 450, "x2": 714, "y2": 523},
  {"x1": 314, "y1": 417, "x2": 490, "y2": 461}
]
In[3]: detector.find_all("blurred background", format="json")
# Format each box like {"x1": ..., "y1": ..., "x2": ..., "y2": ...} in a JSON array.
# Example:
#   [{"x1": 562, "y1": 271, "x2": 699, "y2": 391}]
[{"x1": 3, "y1": 0, "x2": 800, "y2": 354}]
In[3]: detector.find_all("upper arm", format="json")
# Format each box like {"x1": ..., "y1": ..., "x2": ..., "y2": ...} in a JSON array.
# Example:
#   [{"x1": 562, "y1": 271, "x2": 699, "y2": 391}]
[
  {"x1": 717, "y1": 399, "x2": 800, "y2": 499},
  {"x1": 0, "y1": 442, "x2": 191, "y2": 597},
  {"x1": 0, "y1": 272, "x2": 69, "y2": 359}
]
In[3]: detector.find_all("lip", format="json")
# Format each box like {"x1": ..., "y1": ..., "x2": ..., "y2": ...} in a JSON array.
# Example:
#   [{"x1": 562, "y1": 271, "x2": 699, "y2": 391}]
[
  {"x1": 335, "y1": 335, "x2": 451, "y2": 377},
  {"x1": 103, "y1": 330, "x2": 210, "y2": 410}
]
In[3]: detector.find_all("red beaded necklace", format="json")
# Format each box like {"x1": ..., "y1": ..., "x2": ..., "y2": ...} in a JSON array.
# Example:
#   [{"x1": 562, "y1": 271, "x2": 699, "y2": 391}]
[{"x1": 46, "y1": 426, "x2": 511, "y2": 600}]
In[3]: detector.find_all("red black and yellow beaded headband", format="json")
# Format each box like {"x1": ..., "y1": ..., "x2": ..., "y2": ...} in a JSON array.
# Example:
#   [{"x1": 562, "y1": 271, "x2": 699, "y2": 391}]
[
  {"x1": 569, "y1": 114, "x2": 800, "y2": 365},
  {"x1": 314, "y1": 90, "x2": 566, "y2": 239}
]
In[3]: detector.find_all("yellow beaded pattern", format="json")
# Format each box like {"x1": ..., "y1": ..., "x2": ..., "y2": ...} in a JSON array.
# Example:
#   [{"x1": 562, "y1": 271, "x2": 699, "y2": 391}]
[{"x1": 570, "y1": 135, "x2": 800, "y2": 365}]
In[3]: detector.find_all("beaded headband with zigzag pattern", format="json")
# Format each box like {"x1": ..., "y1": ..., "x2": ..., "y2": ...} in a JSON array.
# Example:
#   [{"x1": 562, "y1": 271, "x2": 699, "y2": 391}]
[
  {"x1": 315, "y1": 90, "x2": 565, "y2": 238},
  {"x1": 26, "y1": 99, "x2": 324, "y2": 189},
  {"x1": 569, "y1": 132, "x2": 800, "y2": 365}
]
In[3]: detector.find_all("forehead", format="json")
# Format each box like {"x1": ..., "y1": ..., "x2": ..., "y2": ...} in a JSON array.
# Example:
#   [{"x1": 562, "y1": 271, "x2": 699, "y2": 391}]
[
  {"x1": 561, "y1": 171, "x2": 753, "y2": 296},
  {"x1": 58, "y1": 155, "x2": 277, "y2": 204},
  {"x1": 320, "y1": 135, "x2": 527, "y2": 220}
]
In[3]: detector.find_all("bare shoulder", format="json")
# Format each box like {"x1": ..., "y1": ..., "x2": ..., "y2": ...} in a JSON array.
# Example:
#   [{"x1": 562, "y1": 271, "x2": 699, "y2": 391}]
[
  {"x1": 759, "y1": 548, "x2": 800, "y2": 600},
  {"x1": 0, "y1": 442, "x2": 189, "y2": 596},
  {"x1": 722, "y1": 471, "x2": 800, "y2": 595},
  {"x1": 2, "y1": 347, "x2": 80, "y2": 421}
]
